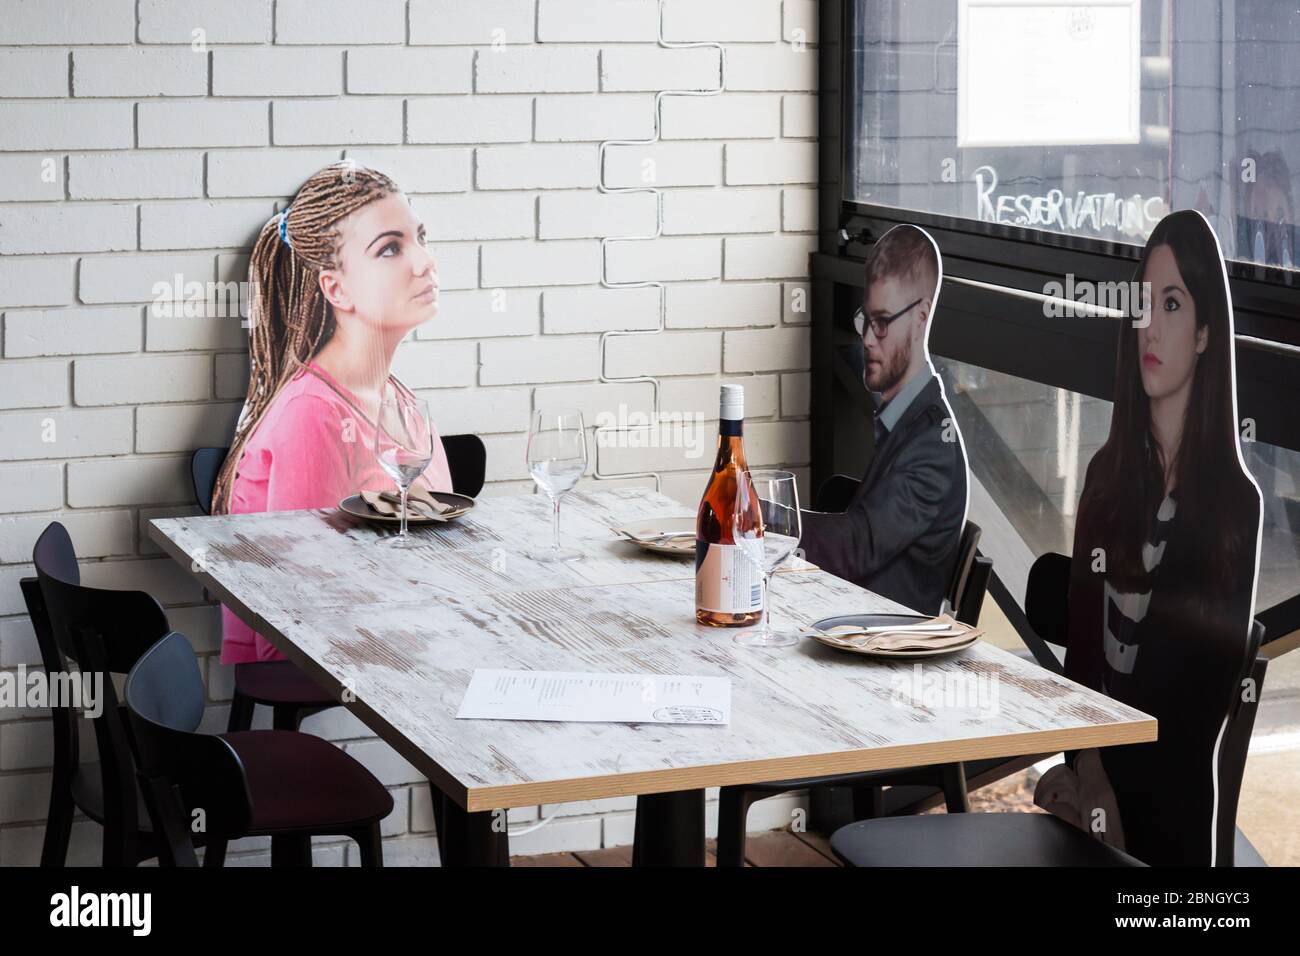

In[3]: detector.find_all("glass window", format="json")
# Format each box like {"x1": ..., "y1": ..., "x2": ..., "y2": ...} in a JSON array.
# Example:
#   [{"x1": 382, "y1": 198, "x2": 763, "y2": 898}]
[
  {"x1": 934, "y1": 357, "x2": 1300, "y2": 614},
  {"x1": 848, "y1": 0, "x2": 1300, "y2": 272}
]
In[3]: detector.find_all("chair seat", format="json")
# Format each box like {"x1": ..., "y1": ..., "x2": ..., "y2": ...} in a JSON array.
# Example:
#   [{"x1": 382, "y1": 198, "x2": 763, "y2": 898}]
[
  {"x1": 830, "y1": 812, "x2": 1145, "y2": 867},
  {"x1": 222, "y1": 731, "x2": 393, "y2": 835},
  {"x1": 234, "y1": 660, "x2": 336, "y2": 708}
]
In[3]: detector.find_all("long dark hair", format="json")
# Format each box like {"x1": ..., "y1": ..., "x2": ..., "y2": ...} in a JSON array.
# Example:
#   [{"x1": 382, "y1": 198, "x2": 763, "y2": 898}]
[{"x1": 1075, "y1": 210, "x2": 1255, "y2": 596}]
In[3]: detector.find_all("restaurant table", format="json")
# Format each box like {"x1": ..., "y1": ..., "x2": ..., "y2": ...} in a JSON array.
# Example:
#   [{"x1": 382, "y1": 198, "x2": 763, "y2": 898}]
[{"x1": 148, "y1": 487, "x2": 1156, "y2": 866}]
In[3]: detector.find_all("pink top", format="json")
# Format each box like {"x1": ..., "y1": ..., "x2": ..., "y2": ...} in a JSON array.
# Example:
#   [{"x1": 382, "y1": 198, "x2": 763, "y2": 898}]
[{"x1": 220, "y1": 359, "x2": 453, "y2": 664}]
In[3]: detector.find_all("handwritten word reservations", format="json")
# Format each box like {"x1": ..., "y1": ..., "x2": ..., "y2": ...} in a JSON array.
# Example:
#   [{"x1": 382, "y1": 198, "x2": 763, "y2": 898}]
[{"x1": 973, "y1": 165, "x2": 1166, "y2": 239}]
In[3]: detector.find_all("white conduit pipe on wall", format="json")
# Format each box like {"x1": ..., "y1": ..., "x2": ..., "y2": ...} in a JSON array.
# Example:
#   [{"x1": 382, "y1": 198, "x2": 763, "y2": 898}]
[
  {"x1": 590, "y1": 1, "x2": 727, "y2": 491},
  {"x1": 507, "y1": 2, "x2": 726, "y2": 840}
]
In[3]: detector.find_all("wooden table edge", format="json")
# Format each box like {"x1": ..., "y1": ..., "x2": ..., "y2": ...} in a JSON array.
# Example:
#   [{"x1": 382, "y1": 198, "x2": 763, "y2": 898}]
[{"x1": 459, "y1": 717, "x2": 1158, "y2": 811}]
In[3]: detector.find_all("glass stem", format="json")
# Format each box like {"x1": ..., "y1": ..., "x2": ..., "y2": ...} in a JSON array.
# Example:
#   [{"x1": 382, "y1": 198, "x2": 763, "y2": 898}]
[
  {"x1": 761, "y1": 570, "x2": 773, "y2": 638},
  {"x1": 399, "y1": 484, "x2": 410, "y2": 537},
  {"x1": 552, "y1": 496, "x2": 562, "y2": 552}
]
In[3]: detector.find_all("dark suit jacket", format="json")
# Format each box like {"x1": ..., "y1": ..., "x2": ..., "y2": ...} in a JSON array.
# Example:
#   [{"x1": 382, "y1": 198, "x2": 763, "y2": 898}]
[{"x1": 801, "y1": 374, "x2": 967, "y2": 615}]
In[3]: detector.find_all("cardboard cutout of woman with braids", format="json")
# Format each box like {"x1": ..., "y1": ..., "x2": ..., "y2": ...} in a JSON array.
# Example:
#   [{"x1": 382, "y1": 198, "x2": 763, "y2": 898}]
[
  {"x1": 210, "y1": 163, "x2": 453, "y2": 665},
  {"x1": 1035, "y1": 210, "x2": 1263, "y2": 865}
]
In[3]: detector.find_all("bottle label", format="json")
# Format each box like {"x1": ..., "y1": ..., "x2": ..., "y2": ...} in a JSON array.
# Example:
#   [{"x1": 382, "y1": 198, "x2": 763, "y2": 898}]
[{"x1": 695, "y1": 541, "x2": 763, "y2": 614}]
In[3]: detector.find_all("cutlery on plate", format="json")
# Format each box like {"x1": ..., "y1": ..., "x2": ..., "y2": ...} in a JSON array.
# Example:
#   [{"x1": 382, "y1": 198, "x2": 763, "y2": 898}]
[
  {"x1": 621, "y1": 530, "x2": 695, "y2": 543},
  {"x1": 378, "y1": 491, "x2": 446, "y2": 520},
  {"x1": 819, "y1": 622, "x2": 957, "y2": 637},
  {"x1": 818, "y1": 630, "x2": 975, "y2": 650}
]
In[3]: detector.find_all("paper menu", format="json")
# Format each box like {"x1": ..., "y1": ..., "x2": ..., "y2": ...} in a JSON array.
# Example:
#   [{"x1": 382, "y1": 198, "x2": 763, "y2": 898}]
[{"x1": 455, "y1": 669, "x2": 731, "y2": 725}]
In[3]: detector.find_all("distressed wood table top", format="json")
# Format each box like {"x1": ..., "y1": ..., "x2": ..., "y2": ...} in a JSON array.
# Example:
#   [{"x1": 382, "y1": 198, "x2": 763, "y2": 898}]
[{"x1": 149, "y1": 488, "x2": 1156, "y2": 811}]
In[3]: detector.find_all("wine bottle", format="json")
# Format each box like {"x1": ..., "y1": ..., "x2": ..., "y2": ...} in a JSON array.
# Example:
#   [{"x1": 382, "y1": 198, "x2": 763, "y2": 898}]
[{"x1": 695, "y1": 384, "x2": 764, "y2": 626}]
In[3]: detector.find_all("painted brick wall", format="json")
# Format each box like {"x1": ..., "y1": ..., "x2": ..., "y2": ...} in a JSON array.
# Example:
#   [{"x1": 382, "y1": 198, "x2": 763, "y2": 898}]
[{"x1": 0, "y1": 0, "x2": 818, "y2": 864}]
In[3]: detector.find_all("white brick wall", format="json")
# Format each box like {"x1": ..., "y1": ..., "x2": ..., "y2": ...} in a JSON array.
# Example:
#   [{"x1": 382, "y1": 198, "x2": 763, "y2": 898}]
[{"x1": 0, "y1": 0, "x2": 817, "y2": 865}]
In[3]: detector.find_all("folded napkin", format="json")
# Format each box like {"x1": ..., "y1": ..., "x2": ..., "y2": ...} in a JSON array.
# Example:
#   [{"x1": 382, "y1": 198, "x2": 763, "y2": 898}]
[
  {"x1": 360, "y1": 486, "x2": 455, "y2": 520},
  {"x1": 805, "y1": 613, "x2": 981, "y2": 652}
]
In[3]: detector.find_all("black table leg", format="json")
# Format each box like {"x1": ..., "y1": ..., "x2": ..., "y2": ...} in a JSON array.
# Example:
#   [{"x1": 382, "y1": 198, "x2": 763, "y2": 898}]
[
  {"x1": 631, "y1": 789, "x2": 705, "y2": 866},
  {"x1": 809, "y1": 784, "x2": 855, "y2": 834},
  {"x1": 436, "y1": 791, "x2": 509, "y2": 867}
]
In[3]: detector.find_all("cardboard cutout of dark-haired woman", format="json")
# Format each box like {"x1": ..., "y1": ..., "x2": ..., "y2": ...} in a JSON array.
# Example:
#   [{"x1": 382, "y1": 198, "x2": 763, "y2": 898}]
[
  {"x1": 1034, "y1": 209, "x2": 1264, "y2": 866},
  {"x1": 800, "y1": 224, "x2": 970, "y2": 617}
]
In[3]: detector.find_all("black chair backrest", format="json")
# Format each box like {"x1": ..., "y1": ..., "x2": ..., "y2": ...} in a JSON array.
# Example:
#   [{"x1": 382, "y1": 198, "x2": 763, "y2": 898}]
[
  {"x1": 190, "y1": 432, "x2": 487, "y2": 512},
  {"x1": 33, "y1": 522, "x2": 169, "y2": 672},
  {"x1": 1025, "y1": 551, "x2": 1071, "y2": 650},
  {"x1": 946, "y1": 520, "x2": 982, "y2": 615},
  {"x1": 1019, "y1": 550, "x2": 1072, "y2": 673},
  {"x1": 19, "y1": 575, "x2": 84, "y2": 777},
  {"x1": 191, "y1": 447, "x2": 228, "y2": 515},
  {"x1": 443, "y1": 433, "x2": 486, "y2": 498},
  {"x1": 1214, "y1": 621, "x2": 1267, "y2": 867},
  {"x1": 126, "y1": 631, "x2": 207, "y2": 735},
  {"x1": 31, "y1": 522, "x2": 172, "y2": 853},
  {"x1": 955, "y1": 555, "x2": 992, "y2": 627},
  {"x1": 813, "y1": 473, "x2": 860, "y2": 513},
  {"x1": 125, "y1": 632, "x2": 254, "y2": 856}
]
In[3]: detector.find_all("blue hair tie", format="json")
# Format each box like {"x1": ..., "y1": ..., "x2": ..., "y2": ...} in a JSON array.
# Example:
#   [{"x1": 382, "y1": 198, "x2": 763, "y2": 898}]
[{"x1": 278, "y1": 208, "x2": 291, "y2": 248}]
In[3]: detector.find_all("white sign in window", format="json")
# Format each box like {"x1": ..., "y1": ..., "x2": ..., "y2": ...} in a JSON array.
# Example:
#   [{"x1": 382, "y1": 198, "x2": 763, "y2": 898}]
[{"x1": 957, "y1": 0, "x2": 1142, "y2": 148}]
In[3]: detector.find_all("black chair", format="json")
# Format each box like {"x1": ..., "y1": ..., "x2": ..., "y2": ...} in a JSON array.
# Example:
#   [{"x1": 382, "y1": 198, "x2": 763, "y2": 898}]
[
  {"x1": 124, "y1": 632, "x2": 393, "y2": 867},
  {"x1": 191, "y1": 433, "x2": 487, "y2": 733},
  {"x1": 831, "y1": 619, "x2": 1269, "y2": 866},
  {"x1": 441, "y1": 433, "x2": 487, "y2": 498},
  {"x1": 813, "y1": 473, "x2": 861, "y2": 513},
  {"x1": 189, "y1": 446, "x2": 228, "y2": 515},
  {"x1": 712, "y1": 520, "x2": 990, "y2": 866},
  {"x1": 26, "y1": 522, "x2": 175, "y2": 866}
]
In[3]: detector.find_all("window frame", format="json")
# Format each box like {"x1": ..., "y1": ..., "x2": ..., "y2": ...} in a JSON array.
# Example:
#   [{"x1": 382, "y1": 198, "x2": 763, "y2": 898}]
[{"x1": 812, "y1": 0, "x2": 1300, "y2": 642}]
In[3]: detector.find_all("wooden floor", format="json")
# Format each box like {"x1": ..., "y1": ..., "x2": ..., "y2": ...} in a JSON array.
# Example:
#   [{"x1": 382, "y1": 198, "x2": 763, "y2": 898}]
[
  {"x1": 510, "y1": 767, "x2": 1044, "y2": 866},
  {"x1": 511, "y1": 829, "x2": 842, "y2": 867}
]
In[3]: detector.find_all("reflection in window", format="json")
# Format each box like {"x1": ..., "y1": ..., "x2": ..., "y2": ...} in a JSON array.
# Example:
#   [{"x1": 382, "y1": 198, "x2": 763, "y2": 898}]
[
  {"x1": 848, "y1": 1, "x2": 1300, "y2": 271},
  {"x1": 934, "y1": 357, "x2": 1300, "y2": 612}
]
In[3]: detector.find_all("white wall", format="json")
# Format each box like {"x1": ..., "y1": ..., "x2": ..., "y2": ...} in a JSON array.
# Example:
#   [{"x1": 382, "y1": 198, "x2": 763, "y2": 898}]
[{"x1": 0, "y1": 0, "x2": 818, "y2": 865}]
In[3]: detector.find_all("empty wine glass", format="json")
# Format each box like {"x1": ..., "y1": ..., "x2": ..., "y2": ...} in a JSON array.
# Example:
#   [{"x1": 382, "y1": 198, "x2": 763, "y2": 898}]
[
  {"x1": 525, "y1": 408, "x2": 588, "y2": 562},
  {"x1": 374, "y1": 389, "x2": 434, "y2": 548},
  {"x1": 733, "y1": 470, "x2": 802, "y2": 647}
]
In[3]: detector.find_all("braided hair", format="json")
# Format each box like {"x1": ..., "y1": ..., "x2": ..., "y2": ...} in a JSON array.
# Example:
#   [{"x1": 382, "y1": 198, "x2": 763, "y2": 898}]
[{"x1": 211, "y1": 162, "x2": 399, "y2": 515}]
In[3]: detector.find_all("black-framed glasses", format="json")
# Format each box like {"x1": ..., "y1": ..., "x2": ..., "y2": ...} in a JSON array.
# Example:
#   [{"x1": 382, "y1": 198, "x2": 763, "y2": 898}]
[{"x1": 853, "y1": 298, "x2": 923, "y2": 339}]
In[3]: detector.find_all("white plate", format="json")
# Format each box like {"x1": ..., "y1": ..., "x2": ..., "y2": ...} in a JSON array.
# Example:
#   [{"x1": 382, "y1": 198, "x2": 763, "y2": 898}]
[
  {"x1": 611, "y1": 516, "x2": 696, "y2": 556},
  {"x1": 806, "y1": 613, "x2": 980, "y2": 659}
]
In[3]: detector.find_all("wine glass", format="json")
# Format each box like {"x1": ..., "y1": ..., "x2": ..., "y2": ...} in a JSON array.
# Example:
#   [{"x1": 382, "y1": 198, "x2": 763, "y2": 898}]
[
  {"x1": 374, "y1": 389, "x2": 434, "y2": 548},
  {"x1": 525, "y1": 408, "x2": 588, "y2": 562},
  {"x1": 733, "y1": 470, "x2": 803, "y2": 647}
]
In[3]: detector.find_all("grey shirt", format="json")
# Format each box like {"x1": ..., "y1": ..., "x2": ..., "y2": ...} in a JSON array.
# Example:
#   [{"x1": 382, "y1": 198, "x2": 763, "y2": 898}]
[{"x1": 874, "y1": 365, "x2": 934, "y2": 436}]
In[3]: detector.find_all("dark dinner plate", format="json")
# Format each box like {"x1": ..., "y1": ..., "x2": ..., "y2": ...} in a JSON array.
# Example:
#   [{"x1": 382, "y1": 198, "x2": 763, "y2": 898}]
[
  {"x1": 338, "y1": 491, "x2": 475, "y2": 526},
  {"x1": 807, "y1": 611, "x2": 977, "y2": 659}
]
